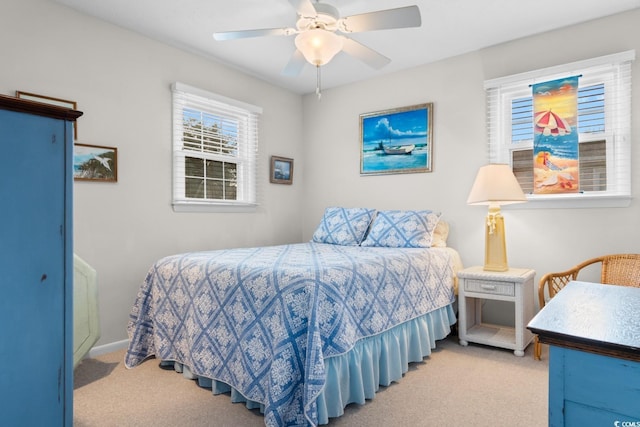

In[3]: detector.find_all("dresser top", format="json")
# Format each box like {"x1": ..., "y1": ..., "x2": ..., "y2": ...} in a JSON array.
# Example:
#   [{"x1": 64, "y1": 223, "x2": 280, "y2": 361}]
[
  {"x1": 528, "y1": 281, "x2": 640, "y2": 361},
  {"x1": 0, "y1": 94, "x2": 82, "y2": 121}
]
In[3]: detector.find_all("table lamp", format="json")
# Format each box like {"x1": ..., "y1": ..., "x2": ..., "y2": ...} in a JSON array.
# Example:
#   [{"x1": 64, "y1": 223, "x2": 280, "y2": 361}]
[{"x1": 467, "y1": 164, "x2": 527, "y2": 271}]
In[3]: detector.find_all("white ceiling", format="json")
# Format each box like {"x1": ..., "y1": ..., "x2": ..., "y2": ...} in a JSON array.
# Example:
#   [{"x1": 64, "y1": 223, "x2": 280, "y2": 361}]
[{"x1": 52, "y1": 0, "x2": 640, "y2": 95}]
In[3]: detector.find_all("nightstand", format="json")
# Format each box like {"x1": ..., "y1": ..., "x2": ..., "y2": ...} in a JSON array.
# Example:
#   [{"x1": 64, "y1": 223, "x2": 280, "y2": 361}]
[{"x1": 457, "y1": 266, "x2": 535, "y2": 356}]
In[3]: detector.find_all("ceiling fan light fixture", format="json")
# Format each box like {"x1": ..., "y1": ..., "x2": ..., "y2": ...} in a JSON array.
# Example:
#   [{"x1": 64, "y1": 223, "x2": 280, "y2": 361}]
[{"x1": 294, "y1": 28, "x2": 343, "y2": 66}]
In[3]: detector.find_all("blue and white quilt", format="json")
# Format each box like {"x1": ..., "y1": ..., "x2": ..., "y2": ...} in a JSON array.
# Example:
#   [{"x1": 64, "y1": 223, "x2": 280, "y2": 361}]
[{"x1": 125, "y1": 243, "x2": 456, "y2": 426}]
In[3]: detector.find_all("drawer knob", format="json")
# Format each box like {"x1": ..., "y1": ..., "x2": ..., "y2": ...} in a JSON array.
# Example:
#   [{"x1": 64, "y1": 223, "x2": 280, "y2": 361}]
[{"x1": 481, "y1": 284, "x2": 497, "y2": 290}]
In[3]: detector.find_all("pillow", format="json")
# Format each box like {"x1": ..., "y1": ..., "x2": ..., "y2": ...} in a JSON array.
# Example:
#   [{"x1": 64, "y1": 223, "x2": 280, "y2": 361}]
[
  {"x1": 431, "y1": 219, "x2": 449, "y2": 247},
  {"x1": 311, "y1": 207, "x2": 376, "y2": 246},
  {"x1": 361, "y1": 210, "x2": 441, "y2": 248}
]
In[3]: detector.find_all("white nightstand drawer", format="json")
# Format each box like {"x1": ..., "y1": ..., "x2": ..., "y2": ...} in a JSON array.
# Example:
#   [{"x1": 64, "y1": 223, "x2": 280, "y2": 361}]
[{"x1": 464, "y1": 279, "x2": 515, "y2": 296}]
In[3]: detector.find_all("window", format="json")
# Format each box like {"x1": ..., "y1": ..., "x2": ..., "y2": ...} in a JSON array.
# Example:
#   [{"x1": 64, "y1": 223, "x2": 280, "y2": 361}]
[
  {"x1": 484, "y1": 50, "x2": 634, "y2": 208},
  {"x1": 172, "y1": 83, "x2": 261, "y2": 212}
]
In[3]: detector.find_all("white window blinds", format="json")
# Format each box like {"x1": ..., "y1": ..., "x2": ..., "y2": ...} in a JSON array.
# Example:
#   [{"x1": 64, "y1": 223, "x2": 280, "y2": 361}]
[
  {"x1": 171, "y1": 82, "x2": 261, "y2": 211},
  {"x1": 484, "y1": 50, "x2": 634, "y2": 208}
]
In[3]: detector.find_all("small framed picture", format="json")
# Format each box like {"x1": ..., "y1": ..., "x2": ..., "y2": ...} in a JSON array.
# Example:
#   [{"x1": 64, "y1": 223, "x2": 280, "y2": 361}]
[
  {"x1": 73, "y1": 143, "x2": 118, "y2": 182},
  {"x1": 270, "y1": 156, "x2": 293, "y2": 185},
  {"x1": 16, "y1": 91, "x2": 78, "y2": 139}
]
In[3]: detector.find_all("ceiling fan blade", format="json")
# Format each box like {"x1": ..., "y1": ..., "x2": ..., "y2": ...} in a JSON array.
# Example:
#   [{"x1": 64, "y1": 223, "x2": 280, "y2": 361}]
[
  {"x1": 341, "y1": 37, "x2": 391, "y2": 69},
  {"x1": 282, "y1": 49, "x2": 307, "y2": 76},
  {"x1": 339, "y1": 5, "x2": 421, "y2": 33},
  {"x1": 213, "y1": 28, "x2": 294, "y2": 41},
  {"x1": 288, "y1": 0, "x2": 317, "y2": 17}
]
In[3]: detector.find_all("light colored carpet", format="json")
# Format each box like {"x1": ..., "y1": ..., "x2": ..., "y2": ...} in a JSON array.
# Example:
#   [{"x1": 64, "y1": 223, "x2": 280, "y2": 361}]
[{"x1": 74, "y1": 335, "x2": 549, "y2": 426}]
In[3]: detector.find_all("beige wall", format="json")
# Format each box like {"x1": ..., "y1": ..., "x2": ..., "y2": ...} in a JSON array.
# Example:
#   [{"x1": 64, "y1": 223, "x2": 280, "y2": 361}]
[
  {"x1": 1, "y1": 0, "x2": 304, "y2": 346},
  {"x1": 2, "y1": 0, "x2": 639, "y2": 346},
  {"x1": 300, "y1": 10, "x2": 640, "y2": 322}
]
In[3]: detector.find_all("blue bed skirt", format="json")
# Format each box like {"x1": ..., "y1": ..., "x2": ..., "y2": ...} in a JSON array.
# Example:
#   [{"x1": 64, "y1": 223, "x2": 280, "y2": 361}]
[{"x1": 165, "y1": 304, "x2": 456, "y2": 425}]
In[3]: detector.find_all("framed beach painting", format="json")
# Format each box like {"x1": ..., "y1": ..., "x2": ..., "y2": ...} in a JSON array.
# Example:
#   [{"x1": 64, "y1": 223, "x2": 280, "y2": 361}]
[
  {"x1": 73, "y1": 143, "x2": 118, "y2": 182},
  {"x1": 270, "y1": 155, "x2": 293, "y2": 184},
  {"x1": 360, "y1": 103, "x2": 433, "y2": 175}
]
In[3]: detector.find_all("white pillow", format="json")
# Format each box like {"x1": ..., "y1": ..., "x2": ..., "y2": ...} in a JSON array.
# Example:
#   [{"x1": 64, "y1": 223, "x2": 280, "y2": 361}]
[{"x1": 431, "y1": 219, "x2": 449, "y2": 247}]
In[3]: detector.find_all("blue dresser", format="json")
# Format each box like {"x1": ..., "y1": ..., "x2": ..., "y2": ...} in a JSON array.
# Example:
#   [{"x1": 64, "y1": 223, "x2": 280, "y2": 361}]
[
  {"x1": 528, "y1": 281, "x2": 640, "y2": 426},
  {"x1": 0, "y1": 95, "x2": 82, "y2": 426}
]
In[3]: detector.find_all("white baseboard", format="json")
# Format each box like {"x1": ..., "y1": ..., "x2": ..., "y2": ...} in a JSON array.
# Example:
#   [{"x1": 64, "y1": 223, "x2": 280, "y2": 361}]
[{"x1": 88, "y1": 339, "x2": 129, "y2": 358}]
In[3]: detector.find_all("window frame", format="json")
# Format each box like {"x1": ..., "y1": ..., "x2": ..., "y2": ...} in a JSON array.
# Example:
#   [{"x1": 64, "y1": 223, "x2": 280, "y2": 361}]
[
  {"x1": 484, "y1": 50, "x2": 634, "y2": 209},
  {"x1": 171, "y1": 82, "x2": 261, "y2": 213}
]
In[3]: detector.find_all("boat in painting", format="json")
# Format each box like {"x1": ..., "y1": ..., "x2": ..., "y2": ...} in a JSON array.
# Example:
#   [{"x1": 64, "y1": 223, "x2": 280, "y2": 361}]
[{"x1": 379, "y1": 142, "x2": 415, "y2": 155}]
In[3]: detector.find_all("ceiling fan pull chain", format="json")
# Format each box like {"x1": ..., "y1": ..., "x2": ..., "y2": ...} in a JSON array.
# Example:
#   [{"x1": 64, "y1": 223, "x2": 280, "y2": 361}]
[{"x1": 316, "y1": 65, "x2": 322, "y2": 100}]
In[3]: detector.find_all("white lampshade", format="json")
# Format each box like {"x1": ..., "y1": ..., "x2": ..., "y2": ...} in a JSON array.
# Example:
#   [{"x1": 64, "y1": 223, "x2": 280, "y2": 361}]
[
  {"x1": 467, "y1": 164, "x2": 527, "y2": 206},
  {"x1": 467, "y1": 164, "x2": 526, "y2": 272},
  {"x1": 294, "y1": 29, "x2": 343, "y2": 66}
]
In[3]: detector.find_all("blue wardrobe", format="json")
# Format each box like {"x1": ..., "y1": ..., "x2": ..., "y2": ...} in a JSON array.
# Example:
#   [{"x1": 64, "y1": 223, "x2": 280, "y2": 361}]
[{"x1": 0, "y1": 94, "x2": 82, "y2": 426}]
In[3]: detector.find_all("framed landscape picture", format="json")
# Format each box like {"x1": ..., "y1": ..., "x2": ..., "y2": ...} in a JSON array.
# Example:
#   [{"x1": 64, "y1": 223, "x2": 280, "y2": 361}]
[
  {"x1": 16, "y1": 91, "x2": 78, "y2": 139},
  {"x1": 360, "y1": 103, "x2": 433, "y2": 175},
  {"x1": 270, "y1": 156, "x2": 293, "y2": 184},
  {"x1": 73, "y1": 143, "x2": 118, "y2": 182}
]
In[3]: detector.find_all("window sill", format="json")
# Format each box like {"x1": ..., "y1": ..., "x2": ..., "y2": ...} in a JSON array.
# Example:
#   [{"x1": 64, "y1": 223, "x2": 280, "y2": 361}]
[
  {"x1": 505, "y1": 193, "x2": 631, "y2": 210},
  {"x1": 172, "y1": 201, "x2": 258, "y2": 213}
]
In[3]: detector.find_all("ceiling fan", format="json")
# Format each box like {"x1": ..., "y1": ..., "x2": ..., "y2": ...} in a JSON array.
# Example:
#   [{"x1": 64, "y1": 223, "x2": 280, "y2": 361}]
[{"x1": 213, "y1": 0, "x2": 421, "y2": 95}]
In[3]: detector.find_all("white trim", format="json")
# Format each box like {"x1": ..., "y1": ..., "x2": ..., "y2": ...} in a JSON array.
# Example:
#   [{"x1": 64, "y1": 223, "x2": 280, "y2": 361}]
[
  {"x1": 172, "y1": 82, "x2": 263, "y2": 114},
  {"x1": 484, "y1": 50, "x2": 635, "y2": 89},
  {"x1": 172, "y1": 201, "x2": 258, "y2": 213},
  {"x1": 506, "y1": 194, "x2": 631, "y2": 210},
  {"x1": 87, "y1": 339, "x2": 129, "y2": 358}
]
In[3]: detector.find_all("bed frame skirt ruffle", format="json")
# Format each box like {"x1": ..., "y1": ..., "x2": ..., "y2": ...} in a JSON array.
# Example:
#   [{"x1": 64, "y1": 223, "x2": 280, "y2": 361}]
[{"x1": 163, "y1": 304, "x2": 456, "y2": 425}]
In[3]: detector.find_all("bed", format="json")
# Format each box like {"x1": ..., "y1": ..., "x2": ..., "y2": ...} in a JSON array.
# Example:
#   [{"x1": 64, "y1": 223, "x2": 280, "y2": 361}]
[{"x1": 125, "y1": 208, "x2": 461, "y2": 426}]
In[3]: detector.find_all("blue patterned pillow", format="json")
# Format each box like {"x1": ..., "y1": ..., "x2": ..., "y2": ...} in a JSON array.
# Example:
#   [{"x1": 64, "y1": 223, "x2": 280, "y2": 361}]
[
  {"x1": 312, "y1": 207, "x2": 376, "y2": 246},
  {"x1": 360, "y1": 210, "x2": 441, "y2": 248}
]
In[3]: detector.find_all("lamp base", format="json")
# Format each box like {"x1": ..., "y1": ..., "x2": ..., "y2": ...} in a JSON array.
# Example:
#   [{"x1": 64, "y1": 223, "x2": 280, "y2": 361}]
[{"x1": 483, "y1": 209, "x2": 509, "y2": 272}]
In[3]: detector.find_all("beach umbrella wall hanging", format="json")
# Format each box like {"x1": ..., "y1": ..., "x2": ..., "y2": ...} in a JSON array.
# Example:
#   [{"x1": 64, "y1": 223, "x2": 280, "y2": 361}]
[{"x1": 531, "y1": 76, "x2": 580, "y2": 194}]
